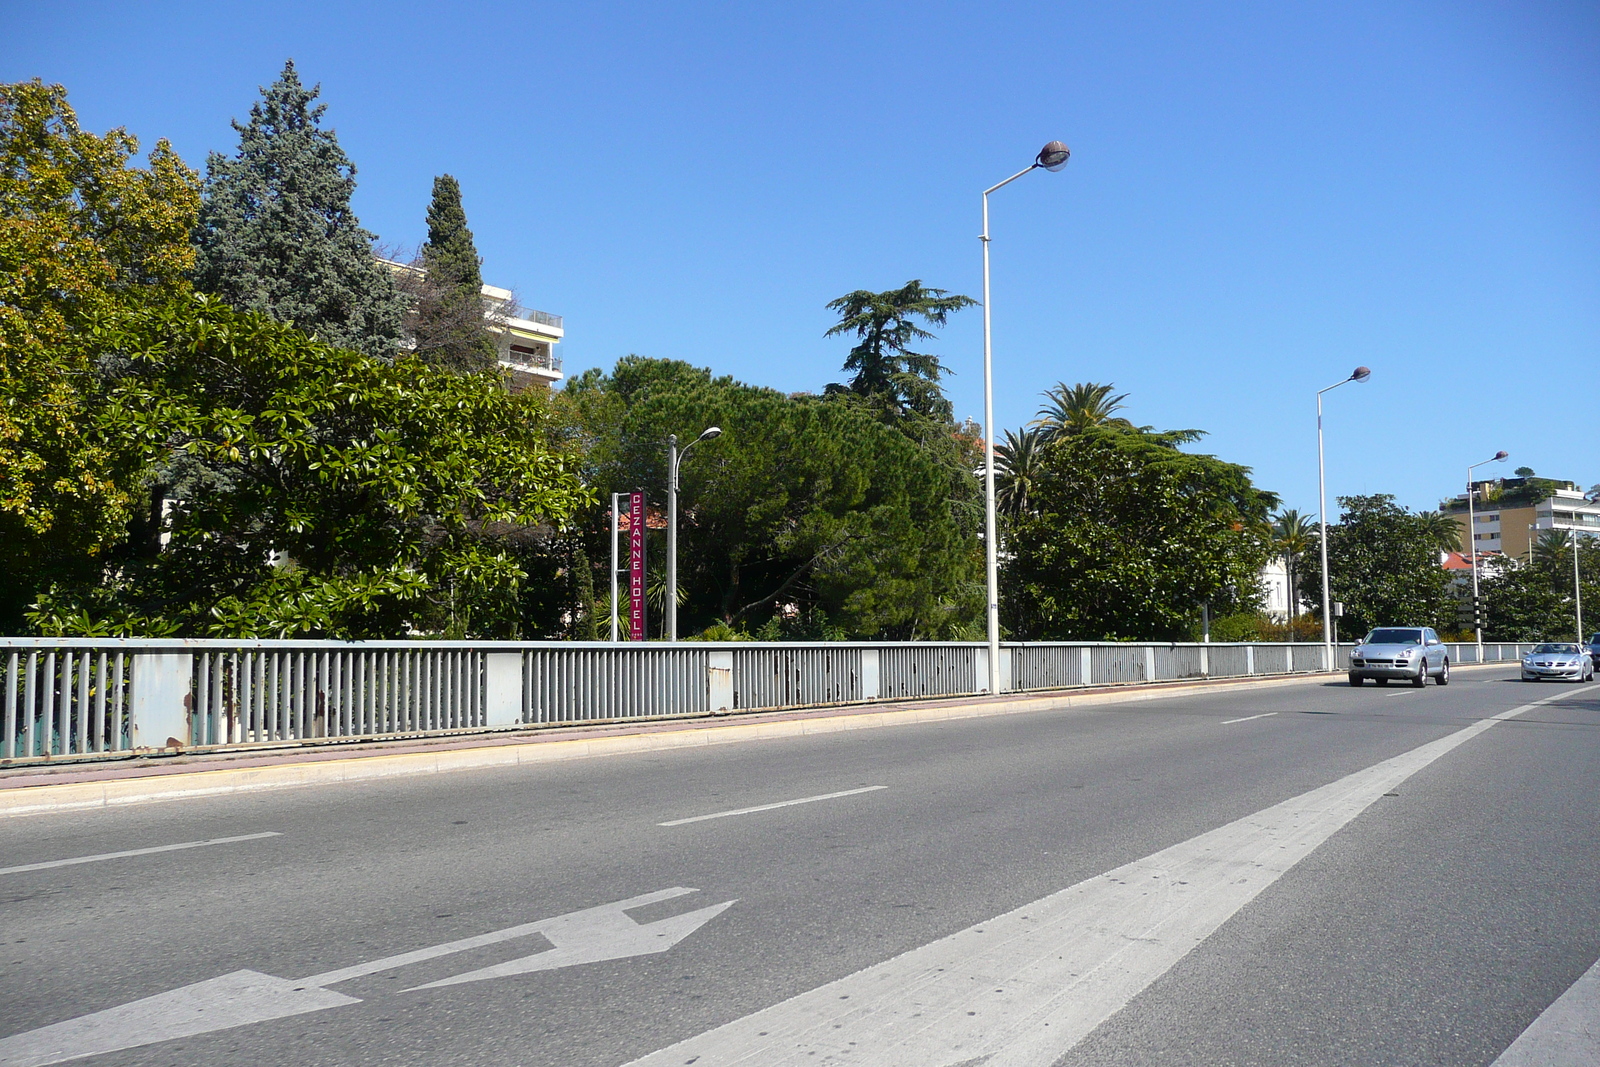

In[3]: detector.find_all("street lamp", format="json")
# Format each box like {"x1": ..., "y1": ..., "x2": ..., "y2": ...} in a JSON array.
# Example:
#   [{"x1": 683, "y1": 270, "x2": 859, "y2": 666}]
[
  {"x1": 1317, "y1": 366, "x2": 1370, "y2": 668},
  {"x1": 979, "y1": 139, "x2": 1070, "y2": 695},
  {"x1": 1573, "y1": 530, "x2": 1585, "y2": 645},
  {"x1": 667, "y1": 426, "x2": 722, "y2": 641},
  {"x1": 1465, "y1": 450, "x2": 1509, "y2": 657}
]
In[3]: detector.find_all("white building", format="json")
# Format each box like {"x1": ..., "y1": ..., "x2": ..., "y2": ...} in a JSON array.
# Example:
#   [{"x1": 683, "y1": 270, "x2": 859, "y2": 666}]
[{"x1": 379, "y1": 258, "x2": 564, "y2": 391}]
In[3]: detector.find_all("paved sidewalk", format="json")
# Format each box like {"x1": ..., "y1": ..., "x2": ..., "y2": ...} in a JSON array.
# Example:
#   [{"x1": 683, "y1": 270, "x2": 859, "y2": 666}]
[{"x1": 0, "y1": 667, "x2": 1501, "y2": 817}]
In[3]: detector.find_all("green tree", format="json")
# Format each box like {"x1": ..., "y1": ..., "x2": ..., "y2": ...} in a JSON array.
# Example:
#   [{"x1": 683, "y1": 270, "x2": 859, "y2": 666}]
[
  {"x1": 193, "y1": 60, "x2": 404, "y2": 359},
  {"x1": 1477, "y1": 532, "x2": 1596, "y2": 642},
  {"x1": 0, "y1": 79, "x2": 201, "y2": 631},
  {"x1": 564, "y1": 357, "x2": 983, "y2": 638},
  {"x1": 1032, "y1": 381, "x2": 1202, "y2": 447},
  {"x1": 823, "y1": 280, "x2": 975, "y2": 424},
  {"x1": 1271, "y1": 508, "x2": 1316, "y2": 616},
  {"x1": 402, "y1": 174, "x2": 496, "y2": 372},
  {"x1": 1002, "y1": 427, "x2": 1277, "y2": 641},
  {"x1": 1298, "y1": 494, "x2": 1453, "y2": 636},
  {"x1": 28, "y1": 295, "x2": 590, "y2": 638},
  {"x1": 1417, "y1": 510, "x2": 1462, "y2": 553},
  {"x1": 994, "y1": 427, "x2": 1044, "y2": 517}
]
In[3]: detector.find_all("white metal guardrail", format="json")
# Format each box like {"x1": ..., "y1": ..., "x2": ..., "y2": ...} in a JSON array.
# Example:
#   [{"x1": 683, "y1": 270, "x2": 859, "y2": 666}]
[{"x1": 0, "y1": 639, "x2": 1535, "y2": 764}]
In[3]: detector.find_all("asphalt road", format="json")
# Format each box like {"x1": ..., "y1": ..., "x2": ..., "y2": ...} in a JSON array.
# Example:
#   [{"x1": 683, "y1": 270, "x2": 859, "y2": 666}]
[{"x1": 1, "y1": 668, "x2": 1596, "y2": 1066}]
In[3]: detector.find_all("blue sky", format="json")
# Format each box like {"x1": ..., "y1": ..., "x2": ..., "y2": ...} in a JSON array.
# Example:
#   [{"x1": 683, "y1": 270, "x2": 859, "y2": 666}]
[{"x1": 4, "y1": 1, "x2": 1596, "y2": 517}]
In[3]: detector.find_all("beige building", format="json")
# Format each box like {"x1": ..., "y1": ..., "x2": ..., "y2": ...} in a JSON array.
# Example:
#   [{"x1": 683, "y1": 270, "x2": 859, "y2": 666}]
[{"x1": 1449, "y1": 482, "x2": 1600, "y2": 563}]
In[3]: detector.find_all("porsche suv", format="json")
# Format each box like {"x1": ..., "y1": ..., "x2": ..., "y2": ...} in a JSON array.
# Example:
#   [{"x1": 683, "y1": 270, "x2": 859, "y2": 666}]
[{"x1": 1348, "y1": 627, "x2": 1449, "y2": 687}]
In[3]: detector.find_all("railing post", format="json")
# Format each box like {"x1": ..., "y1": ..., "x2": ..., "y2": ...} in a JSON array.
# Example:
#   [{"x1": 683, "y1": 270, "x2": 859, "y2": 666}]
[
  {"x1": 1080, "y1": 646, "x2": 1092, "y2": 686},
  {"x1": 1200, "y1": 643, "x2": 1209, "y2": 678},
  {"x1": 484, "y1": 652, "x2": 521, "y2": 727},
  {"x1": 129, "y1": 652, "x2": 193, "y2": 749},
  {"x1": 1245, "y1": 645, "x2": 1256, "y2": 676},
  {"x1": 708, "y1": 651, "x2": 733, "y2": 712},
  {"x1": 1143, "y1": 645, "x2": 1156, "y2": 682},
  {"x1": 860, "y1": 649, "x2": 880, "y2": 701}
]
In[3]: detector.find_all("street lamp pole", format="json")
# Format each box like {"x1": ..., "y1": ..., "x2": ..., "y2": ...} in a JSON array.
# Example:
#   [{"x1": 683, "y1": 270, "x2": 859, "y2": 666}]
[
  {"x1": 1317, "y1": 367, "x2": 1371, "y2": 669},
  {"x1": 1465, "y1": 450, "x2": 1509, "y2": 658},
  {"x1": 1574, "y1": 531, "x2": 1585, "y2": 644},
  {"x1": 667, "y1": 426, "x2": 721, "y2": 642},
  {"x1": 980, "y1": 140, "x2": 1070, "y2": 695}
]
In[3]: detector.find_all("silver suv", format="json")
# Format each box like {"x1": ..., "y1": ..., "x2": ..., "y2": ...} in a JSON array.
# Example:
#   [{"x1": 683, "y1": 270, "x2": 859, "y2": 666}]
[{"x1": 1348, "y1": 627, "x2": 1450, "y2": 687}]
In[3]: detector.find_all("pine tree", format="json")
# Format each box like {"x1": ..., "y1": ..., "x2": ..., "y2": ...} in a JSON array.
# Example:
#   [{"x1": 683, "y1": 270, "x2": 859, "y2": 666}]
[
  {"x1": 403, "y1": 174, "x2": 497, "y2": 372},
  {"x1": 193, "y1": 60, "x2": 403, "y2": 358}
]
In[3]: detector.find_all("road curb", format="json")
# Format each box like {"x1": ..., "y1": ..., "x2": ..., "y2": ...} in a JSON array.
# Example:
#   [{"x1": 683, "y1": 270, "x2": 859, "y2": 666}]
[{"x1": 0, "y1": 666, "x2": 1506, "y2": 817}]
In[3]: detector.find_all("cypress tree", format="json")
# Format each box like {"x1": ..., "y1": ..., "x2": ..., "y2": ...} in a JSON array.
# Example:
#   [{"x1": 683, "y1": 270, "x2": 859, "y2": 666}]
[
  {"x1": 193, "y1": 60, "x2": 404, "y2": 359},
  {"x1": 407, "y1": 174, "x2": 497, "y2": 372}
]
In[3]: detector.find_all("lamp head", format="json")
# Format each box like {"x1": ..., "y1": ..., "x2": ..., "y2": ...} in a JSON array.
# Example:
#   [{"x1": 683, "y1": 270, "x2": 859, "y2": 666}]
[
  {"x1": 1036, "y1": 141, "x2": 1071, "y2": 171},
  {"x1": 1494, "y1": 450, "x2": 1508, "y2": 462},
  {"x1": 1350, "y1": 366, "x2": 1371, "y2": 383},
  {"x1": 698, "y1": 426, "x2": 722, "y2": 441}
]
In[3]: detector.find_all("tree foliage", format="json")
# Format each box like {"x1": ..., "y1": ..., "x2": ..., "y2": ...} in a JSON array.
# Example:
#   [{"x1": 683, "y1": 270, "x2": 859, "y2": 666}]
[
  {"x1": 193, "y1": 60, "x2": 404, "y2": 359},
  {"x1": 1298, "y1": 494, "x2": 1453, "y2": 637},
  {"x1": 562, "y1": 357, "x2": 983, "y2": 638},
  {"x1": 403, "y1": 174, "x2": 496, "y2": 372},
  {"x1": 28, "y1": 295, "x2": 590, "y2": 638},
  {"x1": 1002, "y1": 427, "x2": 1277, "y2": 640},
  {"x1": 823, "y1": 280, "x2": 974, "y2": 424},
  {"x1": 1480, "y1": 533, "x2": 1598, "y2": 641},
  {"x1": 0, "y1": 79, "x2": 202, "y2": 630}
]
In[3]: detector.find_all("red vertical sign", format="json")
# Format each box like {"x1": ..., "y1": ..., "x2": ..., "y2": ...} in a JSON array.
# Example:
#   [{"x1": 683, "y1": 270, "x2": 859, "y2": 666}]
[{"x1": 628, "y1": 491, "x2": 646, "y2": 641}]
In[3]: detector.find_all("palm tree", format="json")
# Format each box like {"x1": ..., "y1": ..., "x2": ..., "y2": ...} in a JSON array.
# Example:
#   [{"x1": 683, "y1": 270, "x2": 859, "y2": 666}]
[
  {"x1": 824, "y1": 281, "x2": 976, "y2": 421},
  {"x1": 1031, "y1": 381, "x2": 1204, "y2": 447},
  {"x1": 1271, "y1": 509, "x2": 1316, "y2": 620},
  {"x1": 1031, "y1": 382, "x2": 1131, "y2": 442},
  {"x1": 994, "y1": 428, "x2": 1044, "y2": 517},
  {"x1": 1532, "y1": 529, "x2": 1573, "y2": 571},
  {"x1": 1416, "y1": 511, "x2": 1462, "y2": 554}
]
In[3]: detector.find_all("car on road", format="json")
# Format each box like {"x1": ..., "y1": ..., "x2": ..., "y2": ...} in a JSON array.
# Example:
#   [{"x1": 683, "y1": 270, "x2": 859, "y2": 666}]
[
  {"x1": 1587, "y1": 633, "x2": 1600, "y2": 670},
  {"x1": 1520, "y1": 643, "x2": 1595, "y2": 683},
  {"x1": 1348, "y1": 627, "x2": 1450, "y2": 687}
]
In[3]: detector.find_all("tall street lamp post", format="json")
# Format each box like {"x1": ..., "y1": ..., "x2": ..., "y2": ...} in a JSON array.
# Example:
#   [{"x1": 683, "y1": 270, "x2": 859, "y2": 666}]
[
  {"x1": 980, "y1": 140, "x2": 1070, "y2": 695},
  {"x1": 1465, "y1": 450, "x2": 1509, "y2": 658},
  {"x1": 1573, "y1": 531, "x2": 1585, "y2": 645},
  {"x1": 667, "y1": 426, "x2": 721, "y2": 641},
  {"x1": 1317, "y1": 367, "x2": 1370, "y2": 668}
]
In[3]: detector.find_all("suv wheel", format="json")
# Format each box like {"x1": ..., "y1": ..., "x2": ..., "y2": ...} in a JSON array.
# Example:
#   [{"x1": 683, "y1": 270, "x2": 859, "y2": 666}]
[
  {"x1": 1349, "y1": 673, "x2": 1363, "y2": 686},
  {"x1": 1436, "y1": 659, "x2": 1450, "y2": 686},
  {"x1": 1411, "y1": 662, "x2": 1427, "y2": 687}
]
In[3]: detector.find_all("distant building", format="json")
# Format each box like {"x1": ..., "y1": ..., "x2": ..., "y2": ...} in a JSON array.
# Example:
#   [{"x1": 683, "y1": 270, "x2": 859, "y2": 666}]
[
  {"x1": 378, "y1": 258, "x2": 564, "y2": 391},
  {"x1": 1445, "y1": 477, "x2": 1600, "y2": 563},
  {"x1": 481, "y1": 284, "x2": 564, "y2": 392}
]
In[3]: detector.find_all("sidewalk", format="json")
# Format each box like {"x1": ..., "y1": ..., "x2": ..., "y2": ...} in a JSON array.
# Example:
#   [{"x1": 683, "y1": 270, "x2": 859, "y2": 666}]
[{"x1": 0, "y1": 666, "x2": 1503, "y2": 817}]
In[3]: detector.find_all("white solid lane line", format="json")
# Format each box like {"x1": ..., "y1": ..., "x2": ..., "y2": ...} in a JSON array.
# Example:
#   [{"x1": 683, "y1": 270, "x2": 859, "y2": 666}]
[
  {"x1": 0, "y1": 832, "x2": 281, "y2": 876},
  {"x1": 625, "y1": 690, "x2": 1571, "y2": 1067},
  {"x1": 1220, "y1": 712, "x2": 1278, "y2": 724},
  {"x1": 1490, "y1": 953, "x2": 1600, "y2": 1066},
  {"x1": 659, "y1": 786, "x2": 887, "y2": 827}
]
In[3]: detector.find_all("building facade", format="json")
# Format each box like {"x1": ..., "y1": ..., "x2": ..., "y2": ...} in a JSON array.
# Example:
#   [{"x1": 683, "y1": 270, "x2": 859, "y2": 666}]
[{"x1": 1448, "y1": 479, "x2": 1600, "y2": 563}]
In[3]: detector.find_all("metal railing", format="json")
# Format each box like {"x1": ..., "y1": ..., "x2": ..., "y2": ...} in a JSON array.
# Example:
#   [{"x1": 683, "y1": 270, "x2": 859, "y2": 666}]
[{"x1": 0, "y1": 639, "x2": 1536, "y2": 765}]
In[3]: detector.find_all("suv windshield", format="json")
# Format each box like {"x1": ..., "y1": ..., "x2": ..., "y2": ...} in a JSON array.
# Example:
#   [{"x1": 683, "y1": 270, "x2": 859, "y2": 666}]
[
  {"x1": 1531, "y1": 644, "x2": 1579, "y2": 654},
  {"x1": 1365, "y1": 629, "x2": 1422, "y2": 645}
]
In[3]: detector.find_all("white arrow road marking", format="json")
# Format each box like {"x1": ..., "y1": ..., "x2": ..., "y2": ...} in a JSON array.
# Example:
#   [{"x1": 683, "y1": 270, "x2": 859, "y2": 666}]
[
  {"x1": 405, "y1": 896, "x2": 737, "y2": 990},
  {"x1": 660, "y1": 786, "x2": 888, "y2": 826},
  {"x1": 623, "y1": 692, "x2": 1568, "y2": 1067},
  {"x1": 0, "y1": 888, "x2": 734, "y2": 1067},
  {"x1": 0, "y1": 833, "x2": 281, "y2": 876}
]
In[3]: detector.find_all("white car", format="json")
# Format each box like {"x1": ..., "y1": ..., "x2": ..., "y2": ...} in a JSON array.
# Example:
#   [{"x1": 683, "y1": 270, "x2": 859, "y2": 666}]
[{"x1": 1520, "y1": 643, "x2": 1595, "y2": 683}]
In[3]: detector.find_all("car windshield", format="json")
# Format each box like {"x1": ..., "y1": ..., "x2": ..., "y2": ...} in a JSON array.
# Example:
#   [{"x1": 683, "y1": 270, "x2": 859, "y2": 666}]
[
  {"x1": 1365, "y1": 629, "x2": 1422, "y2": 645},
  {"x1": 1531, "y1": 644, "x2": 1579, "y2": 654}
]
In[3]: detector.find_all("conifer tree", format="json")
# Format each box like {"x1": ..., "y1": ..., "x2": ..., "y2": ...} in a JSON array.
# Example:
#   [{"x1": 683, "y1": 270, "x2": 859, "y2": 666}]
[
  {"x1": 193, "y1": 60, "x2": 403, "y2": 358},
  {"x1": 404, "y1": 174, "x2": 497, "y2": 372}
]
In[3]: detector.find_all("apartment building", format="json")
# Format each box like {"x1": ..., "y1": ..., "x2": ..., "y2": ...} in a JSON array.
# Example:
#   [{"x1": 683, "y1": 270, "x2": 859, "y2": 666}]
[
  {"x1": 1448, "y1": 478, "x2": 1600, "y2": 563},
  {"x1": 379, "y1": 258, "x2": 564, "y2": 391}
]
